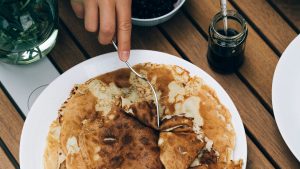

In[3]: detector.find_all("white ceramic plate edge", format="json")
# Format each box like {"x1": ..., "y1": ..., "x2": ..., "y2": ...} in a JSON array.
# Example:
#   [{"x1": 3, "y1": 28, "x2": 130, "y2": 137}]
[{"x1": 272, "y1": 34, "x2": 300, "y2": 161}]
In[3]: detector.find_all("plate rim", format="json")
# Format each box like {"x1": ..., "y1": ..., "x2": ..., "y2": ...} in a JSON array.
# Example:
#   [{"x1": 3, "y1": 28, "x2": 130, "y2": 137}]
[
  {"x1": 272, "y1": 34, "x2": 300, "y2": 161},
  {"x1": 20, "y1": 50, "x2": 247, "y2": 168}
]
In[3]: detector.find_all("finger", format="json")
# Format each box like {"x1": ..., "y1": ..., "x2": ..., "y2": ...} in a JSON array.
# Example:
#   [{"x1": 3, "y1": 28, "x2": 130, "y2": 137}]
[
  {"x1": 84, "y1": 0, "x2": 98, "y2": 32},
  {"x1": 71, "y1": 0, "x2": 84, "y2": 18},
  {"x1": 116, "y1": 0, "x2": 132, "y2": 61},
  {"x1": 98, "y1": 0, "x2": 116, "y2": 44}
]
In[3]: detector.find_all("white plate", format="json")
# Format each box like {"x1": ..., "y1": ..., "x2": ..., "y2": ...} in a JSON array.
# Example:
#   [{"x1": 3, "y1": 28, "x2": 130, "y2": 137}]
[
  {"x1": 20, "y1": 50, "x2": 247, "y2": 168},
  {"x1": 272, "y1": 35, "x2": 300, "y2": 161}
]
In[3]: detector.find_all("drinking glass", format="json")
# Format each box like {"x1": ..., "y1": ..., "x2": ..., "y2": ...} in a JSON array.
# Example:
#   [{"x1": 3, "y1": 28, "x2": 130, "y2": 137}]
[{"x1": 0, "y1": 0, "x2": 58, "y2": 64}]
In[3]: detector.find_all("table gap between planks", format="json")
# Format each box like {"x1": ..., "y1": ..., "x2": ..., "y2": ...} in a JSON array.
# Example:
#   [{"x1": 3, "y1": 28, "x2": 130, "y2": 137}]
[{"x1": 0, "y1": 0, "x2": 299, "y2": 168}]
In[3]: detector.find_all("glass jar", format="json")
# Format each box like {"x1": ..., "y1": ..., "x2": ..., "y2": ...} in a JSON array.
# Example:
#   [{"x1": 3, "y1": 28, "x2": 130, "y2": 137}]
[
  {"x1": 0, "y1": 0, "x2": 58, "y2": 64},
  {"x1": 207, "y1": 10, "x2": 248, "y2": 73}
]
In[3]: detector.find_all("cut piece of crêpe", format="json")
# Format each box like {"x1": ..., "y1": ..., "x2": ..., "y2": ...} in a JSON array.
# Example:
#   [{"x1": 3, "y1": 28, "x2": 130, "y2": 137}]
[
  {"x1": 159, "y1": 132, "x2": 205, "y2": 169},
  {"x1": 98, "y1": 67, "x2": 160, "y2": 130},
  {"x1": 122, "y1": 63, "x2": 187, "y2": 131},
  {"x1": 78, "y1": 109, "x2": 164, "y2": 169},
  {"x1": 128, "y1": 100, "x2": 160, "y2": 130}
]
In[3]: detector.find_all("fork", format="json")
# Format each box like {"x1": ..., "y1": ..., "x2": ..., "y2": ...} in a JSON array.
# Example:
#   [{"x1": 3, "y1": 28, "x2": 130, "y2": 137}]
[{"x1": 112, "y1": 41, "x2": 160, "y2": 128}]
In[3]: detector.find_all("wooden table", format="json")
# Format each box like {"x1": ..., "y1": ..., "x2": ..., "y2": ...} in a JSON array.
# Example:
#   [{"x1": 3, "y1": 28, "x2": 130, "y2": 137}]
[{"x1": 1, "y1": 0, "x2": 300, "y2": 168}]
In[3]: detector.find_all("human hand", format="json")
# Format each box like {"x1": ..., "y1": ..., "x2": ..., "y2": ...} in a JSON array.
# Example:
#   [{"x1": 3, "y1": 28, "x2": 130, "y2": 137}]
[{"x1": 70, "y1": 0, "x2": 132, "y2": 61}]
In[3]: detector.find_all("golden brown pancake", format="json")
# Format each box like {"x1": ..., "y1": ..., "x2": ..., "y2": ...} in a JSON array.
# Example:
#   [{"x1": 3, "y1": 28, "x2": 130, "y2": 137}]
[
  {"x1": 44, "y1": 63, "x2": 242, "y2": 169},
  {"x1": 159, "y1": 132, "x2": 205, "y2": 169},
  {"x1": 196, "y1": 85, "x2": 236, "y2": 164},
  {"x1": 78, "y1": 109, "x2": 163, "y2": 169},
  {"x1": 45, "y1": 79, "x2": 163, "y2": 169},
  {"x1": 59, "y1": 89, "x2": 98, "y2": 158},
  {"x1": 44, "y1": 120, "x2": 65, "y2": 169}
]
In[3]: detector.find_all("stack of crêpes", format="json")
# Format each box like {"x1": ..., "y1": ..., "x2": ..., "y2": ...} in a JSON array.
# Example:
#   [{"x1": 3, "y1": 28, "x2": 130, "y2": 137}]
[{"x1": 44, "y1": 63, "x2": 243, "y2": 169}]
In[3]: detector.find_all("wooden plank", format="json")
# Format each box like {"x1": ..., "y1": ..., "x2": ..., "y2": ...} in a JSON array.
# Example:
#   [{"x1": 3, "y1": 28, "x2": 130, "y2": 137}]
[
  {"x1": 49, "y1": 25, "x2": 86, "y2": 71},
  {"x1": 246, "y1": 136, "x2": 274, "y2": 168},
  {"x1": 183, "y1": 0, "x2": 278, "y2": 109},
  {"x1": 0, "y1": 88, "x2": 23, "y2": 162},
  {"x1": 230, "y1": 0, "x2": 297, "y2": 53},
  {"x1": 131, "y1": 26, "x2": 178, "y2": 56},
  {"x1": 0, "y1": 146, "x2": 14, "y2": 169},
  {"x1": 269, "y1": 0, "x2": 300, "y2": 31},
  {"x1": 160, "y1": 12, "x2": 300, "y2": 168}
]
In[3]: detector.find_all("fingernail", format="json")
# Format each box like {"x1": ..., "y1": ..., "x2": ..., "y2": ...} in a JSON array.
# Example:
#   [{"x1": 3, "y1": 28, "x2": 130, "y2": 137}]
[{"x1": 119, "y1": 51, "x2": 130, "y2": 61}]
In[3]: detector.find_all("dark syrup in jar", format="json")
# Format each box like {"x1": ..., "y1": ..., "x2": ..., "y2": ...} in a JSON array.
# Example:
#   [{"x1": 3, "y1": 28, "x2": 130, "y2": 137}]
[{"x1": 207, "y1": 28, "x2": 246, "y2": 74}]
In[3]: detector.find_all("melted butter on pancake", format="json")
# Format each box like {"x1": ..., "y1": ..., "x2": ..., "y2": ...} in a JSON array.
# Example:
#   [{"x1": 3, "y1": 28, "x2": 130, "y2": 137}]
[{"x1": 66, "y1": 137, "x2": 80, "y2": 154}]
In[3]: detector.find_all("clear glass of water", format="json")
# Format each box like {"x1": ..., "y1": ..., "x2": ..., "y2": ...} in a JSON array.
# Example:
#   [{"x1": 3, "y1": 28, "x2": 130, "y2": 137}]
[{"x1": 0, "y1": 0, "x2": 58, "y2": 64}]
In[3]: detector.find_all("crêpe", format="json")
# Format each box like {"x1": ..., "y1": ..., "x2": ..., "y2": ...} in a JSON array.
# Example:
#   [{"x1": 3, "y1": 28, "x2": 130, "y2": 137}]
[
  {"x1": 77, "y1": 108, "x2": 163, "y2": 169},
  {"x1": 159, "y1": 131, "x2": 205, "y2": 169},
  {"x1": 44, "y1": 63, "x2": 242, "y2": 169}
]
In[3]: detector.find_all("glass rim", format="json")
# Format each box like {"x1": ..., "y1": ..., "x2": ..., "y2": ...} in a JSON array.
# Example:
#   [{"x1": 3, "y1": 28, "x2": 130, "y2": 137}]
[{"x1": 211, "y1": 10, "x2": 248, "y2": 41}]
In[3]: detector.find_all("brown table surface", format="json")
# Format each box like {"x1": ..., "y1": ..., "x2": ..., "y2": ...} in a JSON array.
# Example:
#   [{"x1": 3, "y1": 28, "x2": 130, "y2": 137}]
[{"x1": 1, "y1": 0, "x2": 300, "y2": 168}]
